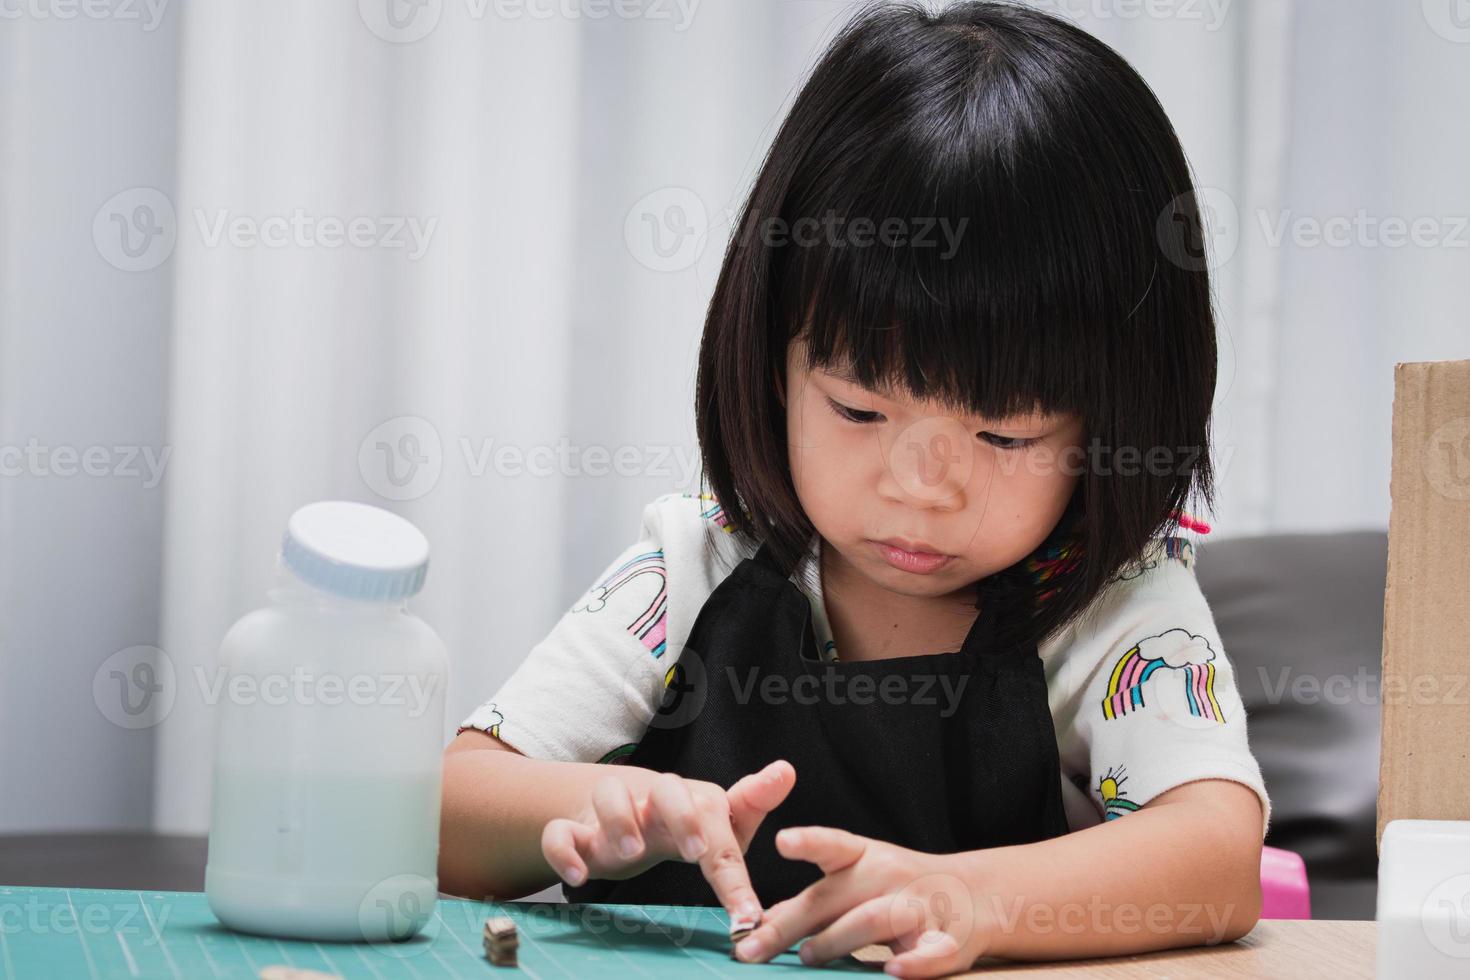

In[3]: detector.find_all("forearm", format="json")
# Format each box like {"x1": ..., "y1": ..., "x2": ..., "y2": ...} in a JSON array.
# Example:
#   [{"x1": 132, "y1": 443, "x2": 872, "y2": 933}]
[
  {"x1": 437, "y1": 736, "x2": 664, "y2": 901},
  {"x1": 959, "y1": 780, "x2": 1263, "y2": 961}
]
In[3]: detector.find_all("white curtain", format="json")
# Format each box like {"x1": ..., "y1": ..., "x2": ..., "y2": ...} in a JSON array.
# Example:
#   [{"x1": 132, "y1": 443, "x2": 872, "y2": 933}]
[
  {"x1": 151, "y1": 0, "x2": 852, "y2": 833},
  {"x1": 2, "y1": 0, "x2": 1466, "y2": 834}
]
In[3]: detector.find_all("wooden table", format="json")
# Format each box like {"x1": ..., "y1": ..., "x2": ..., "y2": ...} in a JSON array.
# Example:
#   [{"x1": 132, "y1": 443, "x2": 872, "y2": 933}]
[{"x1": 852, "y1": 919, "x2": 1375, "y2": 977}]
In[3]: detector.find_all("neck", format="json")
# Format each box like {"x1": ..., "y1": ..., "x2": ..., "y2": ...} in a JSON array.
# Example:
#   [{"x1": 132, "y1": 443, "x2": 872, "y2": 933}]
[{"x1": 819, "y1": 539, "x2": 980, "y2": 662}]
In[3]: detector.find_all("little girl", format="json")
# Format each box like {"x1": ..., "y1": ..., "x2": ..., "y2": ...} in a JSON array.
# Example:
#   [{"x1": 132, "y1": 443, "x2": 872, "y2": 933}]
[{"x1": 441, "y1": 1, "x2": 1269, "y2": 974}]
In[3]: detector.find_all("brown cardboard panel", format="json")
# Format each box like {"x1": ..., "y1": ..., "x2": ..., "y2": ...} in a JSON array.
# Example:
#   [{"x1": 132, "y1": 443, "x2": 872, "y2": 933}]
[{"x1": 1377, "y1": 359, "x2": 1470, "y2": 848}]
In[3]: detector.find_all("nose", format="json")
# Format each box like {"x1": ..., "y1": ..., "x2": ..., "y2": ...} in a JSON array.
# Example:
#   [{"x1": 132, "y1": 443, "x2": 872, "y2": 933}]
[{"x1": 878, "y1": 421, "x2": 974, "y2": 510}]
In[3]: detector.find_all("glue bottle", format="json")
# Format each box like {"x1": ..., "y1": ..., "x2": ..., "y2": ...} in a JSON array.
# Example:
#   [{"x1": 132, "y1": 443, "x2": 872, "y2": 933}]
[{"x1": 205, "y1": 501, "x2": 449, "y2": 942}]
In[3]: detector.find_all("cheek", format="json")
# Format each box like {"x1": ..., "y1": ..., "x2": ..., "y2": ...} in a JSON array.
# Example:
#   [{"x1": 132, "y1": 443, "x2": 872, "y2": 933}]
[
  {"x1": 789, "y1": 403, "x2": 867, "y2": 498},
  {"x1": 975, "y1": 451, "x2": 1075, "y2": 524}
]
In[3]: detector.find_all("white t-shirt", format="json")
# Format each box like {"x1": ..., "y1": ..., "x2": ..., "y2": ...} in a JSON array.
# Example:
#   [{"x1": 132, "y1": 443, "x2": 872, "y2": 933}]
[{"x1": 460, "y1": 491, "x2": 1271, "y2": 836}]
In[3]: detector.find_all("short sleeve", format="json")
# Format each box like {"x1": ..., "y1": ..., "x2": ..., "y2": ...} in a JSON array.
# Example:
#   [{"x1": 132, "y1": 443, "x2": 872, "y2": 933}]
[
  {"x1": 1047, "y1": 539, "x2": 1272, "y2": 838},
  {"x1": 457, "y1": 495, "x2": 682, "y2": 764},
  {"x1": 458, "y1": 491, "x2": 744, "y2": 765}
]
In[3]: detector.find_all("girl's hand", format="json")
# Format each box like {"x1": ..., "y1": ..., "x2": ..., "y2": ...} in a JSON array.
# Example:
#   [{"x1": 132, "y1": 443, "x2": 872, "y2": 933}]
[
  {"x1": 732, "y1": 826, "x2": 991, "y2": 978},
  {"x1": 540, "y1": 759, "x2": 796, "y2": 923}
]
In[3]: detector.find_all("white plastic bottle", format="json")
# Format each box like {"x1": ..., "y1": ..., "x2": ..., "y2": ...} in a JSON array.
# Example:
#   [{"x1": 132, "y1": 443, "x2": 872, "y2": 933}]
[{"x1": 205, "y1": 501, "x2": 449, "y2": 942}]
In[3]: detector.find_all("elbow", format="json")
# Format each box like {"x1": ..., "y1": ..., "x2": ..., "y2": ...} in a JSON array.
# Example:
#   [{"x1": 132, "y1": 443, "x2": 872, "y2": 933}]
[
  {"x1": 1214, "y1": 873, "x2": 1262, "y2": 944},
  {"x1": 436, "y1": 828, "x2": 526, "y2": 903},
  {"x1": 1209, "y1": 831, "x2": 1264, "y2": 945},
  {"x1": 437, "y1": 752, "x2": 505, "y2": 902},
  {"x1": 438, "y1": 864, "x2": 494, "y2": 904}
]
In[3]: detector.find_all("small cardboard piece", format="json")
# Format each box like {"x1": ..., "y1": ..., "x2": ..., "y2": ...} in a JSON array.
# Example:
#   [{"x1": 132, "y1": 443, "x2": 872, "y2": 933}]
[{"x1": 1377, "y1": 359, "x2": 1470, "y2": 847}]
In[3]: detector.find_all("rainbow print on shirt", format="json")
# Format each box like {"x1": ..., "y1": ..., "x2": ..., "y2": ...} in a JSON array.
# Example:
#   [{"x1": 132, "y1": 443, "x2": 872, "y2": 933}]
[
  {"x1": 574, "y1": 550, "x2": 668, "y2": 658},
  {"x1": 1101, "y1": 628, "x2": 1224, "y2": 723},
  {"x1": 681, "y1": 491, "x2": 737, "y2": 532}
]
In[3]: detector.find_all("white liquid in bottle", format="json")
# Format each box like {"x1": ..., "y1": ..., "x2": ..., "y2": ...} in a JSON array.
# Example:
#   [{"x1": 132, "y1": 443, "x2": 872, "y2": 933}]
[{"x1": 205, "y1": 501, "x2": 448, "y2": 942}]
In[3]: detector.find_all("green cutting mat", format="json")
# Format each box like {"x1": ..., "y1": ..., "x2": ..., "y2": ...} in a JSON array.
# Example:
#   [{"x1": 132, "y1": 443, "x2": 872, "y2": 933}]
[{"x1": 0, "y1": 885, "x2": 877, "y2": 978}]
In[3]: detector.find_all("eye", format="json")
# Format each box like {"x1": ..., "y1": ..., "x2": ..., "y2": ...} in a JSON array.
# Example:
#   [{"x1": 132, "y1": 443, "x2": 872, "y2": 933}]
[
  {"x1": 825, "y1": 398, "x2": 884, "y2": 424},
  {"x1": 980, "y1": 432, "x2": 1040, "y2": 451}
]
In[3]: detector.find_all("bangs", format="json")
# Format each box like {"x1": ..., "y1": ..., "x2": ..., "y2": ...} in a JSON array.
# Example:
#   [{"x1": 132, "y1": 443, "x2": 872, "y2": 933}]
[{"x1": 765, "y1": 11, "x2": 1169, "y2": 428}]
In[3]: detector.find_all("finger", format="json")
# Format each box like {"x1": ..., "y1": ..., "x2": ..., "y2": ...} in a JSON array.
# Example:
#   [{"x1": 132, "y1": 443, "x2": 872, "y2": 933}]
[
  {"x1": 776, "y1": 825, "x2": 868, "y2": 875},
  {"x1": 647, "y1": 772, "x2": 708, "y2": 862},
  {"x1": 590, "y1": 776, "x2": 644, "y2": 862},
  {"x1": 796, "y1": 894, "x2": 908, "y2": 967},
  {"x1": 726, "y1": 759, "x2": 796, "y2": 849},
  {"x1": 763, "y1": 896, "x2": 796, "y2": 921},
  {"x1": 541, "y1": 817, "x2": 594, "y2": 887},
  {"x1": 733, "y1": 870, "x2": 849, "y2": 963},
  {"x1": 882, "y1": 929, "x2": 969, "y2": 978},
  {"x1": 690, "y1": 792, "x2": 764, "y2": 925}
]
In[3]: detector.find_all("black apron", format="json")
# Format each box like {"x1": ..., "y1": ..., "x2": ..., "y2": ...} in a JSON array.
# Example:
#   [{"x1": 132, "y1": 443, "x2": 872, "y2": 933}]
[{"x1": 564, "y1": 539, "x2": 1069, "y2": 907}]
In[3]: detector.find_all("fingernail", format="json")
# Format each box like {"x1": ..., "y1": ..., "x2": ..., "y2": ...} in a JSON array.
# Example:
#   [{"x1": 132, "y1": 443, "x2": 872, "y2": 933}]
[
  {"x1": 681, "y1": 834, "x2": 707, "y2": 860},
  {"x1": 799, "y1": 943, "x2": 817, "y2": 965},
  {"x1": 735, "y1": 936, "x2": 763, "y2": 960},
  {"x1": 564, "y1": 865, "x2": 585, "y2": 886},
  {"x1": 619, "y1": 835, "x2": 640, "y2": 858},
  {"x1": 729, "y1": 909, "x2": 760, "y2": 935}
]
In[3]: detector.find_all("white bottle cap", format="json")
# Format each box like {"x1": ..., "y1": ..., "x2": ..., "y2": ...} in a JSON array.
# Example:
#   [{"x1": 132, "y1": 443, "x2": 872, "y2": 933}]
[{"x1": 280, "y1": 501, "x2": 430, "y2": 601}]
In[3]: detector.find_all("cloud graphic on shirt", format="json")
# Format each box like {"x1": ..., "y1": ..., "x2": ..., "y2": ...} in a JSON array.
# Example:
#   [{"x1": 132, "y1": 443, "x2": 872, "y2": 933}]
[{"x1": 1134, "y1": 629, "x2": 1215, "y2": 668}]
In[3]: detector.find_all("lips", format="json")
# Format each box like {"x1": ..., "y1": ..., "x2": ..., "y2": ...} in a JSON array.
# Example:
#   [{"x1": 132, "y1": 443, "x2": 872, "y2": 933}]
[
  {"x1": 876, "y1": 536, "x2": 948, "y2": 557},
  {"x1": 872, "y1": 538, "x2": 954, "y2": 575}
]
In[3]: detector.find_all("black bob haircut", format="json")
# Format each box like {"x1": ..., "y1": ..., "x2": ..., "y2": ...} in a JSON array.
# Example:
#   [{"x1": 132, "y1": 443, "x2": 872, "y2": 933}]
[{"x1": 694, "y1": 0, "x2": 1219, "y2": 655}]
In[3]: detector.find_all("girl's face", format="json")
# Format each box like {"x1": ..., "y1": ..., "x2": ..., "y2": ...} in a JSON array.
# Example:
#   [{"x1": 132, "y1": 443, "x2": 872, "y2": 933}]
[{"x1": 783, "y1": 338, "x2": 1085, "y2": 603}]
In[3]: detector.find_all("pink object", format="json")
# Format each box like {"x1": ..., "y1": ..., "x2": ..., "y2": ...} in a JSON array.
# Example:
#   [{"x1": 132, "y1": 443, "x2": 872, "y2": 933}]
[
  {"x1": 1172, "y1": 509, "x2": 1213, "y2": 535},
  {"x1": 1259, "y1": 846, "x2": 1311, "y2": 919}
]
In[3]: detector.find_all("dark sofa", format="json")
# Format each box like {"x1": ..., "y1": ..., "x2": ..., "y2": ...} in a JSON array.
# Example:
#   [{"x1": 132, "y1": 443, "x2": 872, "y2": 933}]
[{"x1": 1195, "y1": 529, "x2": 1386, "y2": 920}]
